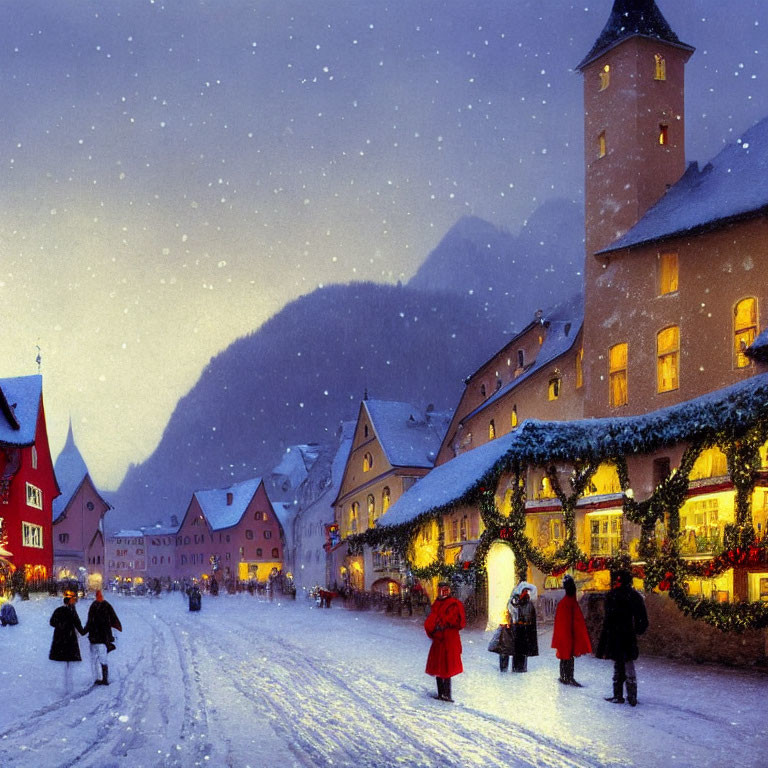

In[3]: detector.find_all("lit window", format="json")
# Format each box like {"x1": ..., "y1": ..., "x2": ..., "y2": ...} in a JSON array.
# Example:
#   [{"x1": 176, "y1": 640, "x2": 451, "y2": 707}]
[
  {"x1": 548, "y1": 376, "x2": 561, "y2": 401},
  {"x1": 589, "y1": 513, "x2": 622, "y2": 556},
  {"x1": 538, "y1": 476, "x2": 556, "y2": 500},
  {"x1": 690, "y1": 447, "x2": 729, "y2": 480},
  {"x1": 657, "y1": 326, "x2": 680, "y2": 392},
  {"x1": 734, "y1": 297, "x2": 758, "y2": 368},
  {"x1": 367, "y1": 494, "x2": 375, "y2": 527},
  {"x1": 363, "y1": 452, "x2": 373, "y2": 472},
  {"x1": 25, "y1": 482, "x2": 42, "y2": 510},
  {"x1": 598, "y1": 131, "x2": 607, "y2": 158},
  {"x1": 550, "y1": 518, "x2": 564, "y2": 544},
  {"x1": 349, "y1": 502, "x2": 359, "y2": 534},
  {"x1": 609, "y1": 343, "x2": 628, "y2": 407},
  {"x1": 658, "y1": 252, "x2": 678, "y2": 295},
  {"x1": 654, "y1": 53, "x2": 666, "y2": 81},
  {"x1": 382, "y1": 487, "x2": 391, "y2": 513},
  {"x1": 489, "y1": 419, "x2": 496, "y2": 440},
  {"x1": 576, "y1": 346, "x2": 584, "y2": 389},
  {"x1": 510, "y1": 406, "x2": 518, "y2": 429},
  {"x1": 599, "y1": 64, "x2": 610, "y2": 91},
  {"x1": 659, "y1": 124, "x2": 669, "y2": 146},
  {"x1": 460, "y1": 515, "x2": 468, "y2": 541},
  {"x1": 22, "y1": 521, "x2": 44, "y2": 549}
]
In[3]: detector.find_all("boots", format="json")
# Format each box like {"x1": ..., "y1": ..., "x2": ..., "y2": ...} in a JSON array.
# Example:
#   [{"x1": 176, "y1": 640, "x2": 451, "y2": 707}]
[
  {"x1": 432, "y1": 678, "x2": 444, "y2": 700},
  {"x1": 604, "y1": 680, "x2": 625, "y2": 704},
  {"x1": 442, "y1": 677, "x2": 454, "y2": 703},
  {"x1": 95, "y1": 664, "x2": 109, "y2": 686},
  {"x1": 626, "y1": 680, "x2": 637, "y2": 707},
  {"x1": 558, "y1": 659, "x2": 570, "y2": 685}
]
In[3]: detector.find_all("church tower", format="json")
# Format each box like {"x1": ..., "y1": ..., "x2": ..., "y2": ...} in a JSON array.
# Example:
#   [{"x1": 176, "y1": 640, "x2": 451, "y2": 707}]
[{"x1": 577, "y1": 0, "x2": 694, "y2": 261}]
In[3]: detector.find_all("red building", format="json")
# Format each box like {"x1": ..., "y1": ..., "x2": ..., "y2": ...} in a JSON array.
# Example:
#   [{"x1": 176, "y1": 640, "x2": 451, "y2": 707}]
[
  {"x1": 175, "y1": 477, "x2": 283, "y2": 583},
  {"x1": 0, "y1": 375, "x2": 59, "y2": 583}
]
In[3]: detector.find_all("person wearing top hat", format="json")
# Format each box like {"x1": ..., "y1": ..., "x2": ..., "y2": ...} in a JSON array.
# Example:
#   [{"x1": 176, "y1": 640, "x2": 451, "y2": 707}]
[
  {"x1": 424, "y1": 581, "x2": 466, "y2": 702},
  {"x1": 551, "y1": 574, "x2": 592, "y2": 686},
  {"x1": 83, "y1": 590, "x2": 122, "y2": 686},
  {"x1": 49, "y1": 590, "x2": 86, "y2": 694}
]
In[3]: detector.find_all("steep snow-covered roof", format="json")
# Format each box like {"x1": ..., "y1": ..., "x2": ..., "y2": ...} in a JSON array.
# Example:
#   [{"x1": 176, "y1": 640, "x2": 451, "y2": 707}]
[
  {"x1": 364, "y1": 400, "x2": 448, "y2": 469},
  {"x1": 378, "y1": 373, "x2": 768, "y2": 527},
  {"x1": 602, "y1": 116, "x2": 768, "y2": 254},
  {"x1": 462, "y1": 297, "x2": 583, "y2": 424},
  {"x1": 269, "y1": 444, "x2": 322, "y2": 496},
  {"x1": 52, "y1": 422, "x2": 92, "y2": 522},
  {"x1": 194, "y1": 477, "x2": 263, "y2": 531},
  {"x1": 110, "y1": 529, "x2": 145, "y2": 539},
  {"x1": 143, "y1": 523, "x2": 180, "y2": 536},
  {"x1": 0, "y1": 375, "x2": 42, "y2": 447},
  {"x1": 747, "y1": 328, "x2": 768, "y2": 364},
  {"x1": 576, "y1": 0, "x2": 693, "y2": 71},
  {"x1": 270, "y1": 500, "x2": 295, "y2": 535}
]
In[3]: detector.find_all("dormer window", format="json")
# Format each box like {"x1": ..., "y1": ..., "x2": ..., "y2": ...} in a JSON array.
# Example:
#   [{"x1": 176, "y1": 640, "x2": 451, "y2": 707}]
[
  {"x1": 654, "y1": 54, "x2": 666, "y2": 81},
  {"x1": 599, "y1": 64, "x2": 610, "y2": 91},
  {"x1": 598, "y1": 131, "x2": 607, "y2": 158}
]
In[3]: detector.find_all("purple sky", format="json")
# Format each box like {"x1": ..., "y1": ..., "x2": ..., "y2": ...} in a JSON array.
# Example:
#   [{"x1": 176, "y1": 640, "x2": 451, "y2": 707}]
[{"x1": 1, "y1": 0, "x2": 765, "y2": 488}]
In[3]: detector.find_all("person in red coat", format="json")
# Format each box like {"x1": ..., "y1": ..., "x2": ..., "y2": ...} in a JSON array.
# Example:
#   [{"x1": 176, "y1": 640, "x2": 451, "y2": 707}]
[
  {"x1": 551, "y1": 574, "x2": 592, "y2": 687},
  {"x1": 424, "y1": 581, "x2": 466, "y2": 702}
]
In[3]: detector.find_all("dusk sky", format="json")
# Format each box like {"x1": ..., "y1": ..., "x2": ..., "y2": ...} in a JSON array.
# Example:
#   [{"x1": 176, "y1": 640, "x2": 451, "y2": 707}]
[{"x1": 2, "y1": 0, "x2": 765, "y2": 489}]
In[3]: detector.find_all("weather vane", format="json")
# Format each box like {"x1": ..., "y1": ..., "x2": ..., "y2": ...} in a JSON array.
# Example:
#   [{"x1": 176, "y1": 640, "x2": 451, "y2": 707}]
[{"x1": 35, "y1": 343, "x2": 42, "y2": 373}]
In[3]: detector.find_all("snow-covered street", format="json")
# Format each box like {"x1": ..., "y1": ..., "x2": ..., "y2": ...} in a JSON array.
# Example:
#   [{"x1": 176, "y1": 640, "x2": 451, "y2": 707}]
[{"x1": 1, "y1": 593, "x2": 766, "y2": 768}]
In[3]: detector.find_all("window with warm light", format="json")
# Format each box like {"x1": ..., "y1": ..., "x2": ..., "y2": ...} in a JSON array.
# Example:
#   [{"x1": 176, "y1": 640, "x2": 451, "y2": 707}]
[
  {"x1": 654, "y1": 53, "x2": 666, "y2": 81},
  {"x1": 576, "y1": 346, "x2": 584, "y2": 388},
  {"x1": 510, "y1": 406, "x2": 518, "y2": 429},
  {"x1": 658, "y1": 252, "x2": 678, "y2": 295},
  {"x1": 349, "y1": 502, "x2": 359, "y2": 535},
  {"x1": 382, "y1": 487, "x2": 390, "y2": 513},
  {"x1": 363, "y1": 452, "x2": 373, "y2": 472},
  {"x1": 548, "y1": 376, "x2": 561, "y2": 401},
  {"x1": 598, "y1": 131, "x2": 607, "y2": 158},
  {"x1": 489, "y1": 419, "x2": 496, "y2": 440},
  {"x1": 659, "y1": 124, "x2": 669, "y2": 146},
  {"x1": 367, "y1": 494, "x2": 375, "y2": 527},
  {"x1": 609, "y1": 343, "x2": 628, "y2": 407},
  {"x1": 657, "y1": 326, "x2": 680, "y2": 392},
  {"x1": 460, "y1": 515, "x2": 468, "y2": 541},
  {"x1": 599, "y1": 64, "x2": 610, "y2": 91},
  {"x1": 588, "y1": 512, "x2": 622, "y2": 556},
  {"x1": 734, "y1": 297, "x2": 758, "y2": 368}
]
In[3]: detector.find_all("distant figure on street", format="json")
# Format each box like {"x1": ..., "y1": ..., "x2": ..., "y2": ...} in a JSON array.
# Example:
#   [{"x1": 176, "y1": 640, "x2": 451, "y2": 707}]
[
  {"x1": 84, "y1": 590, "x2": 122, "y2": 686},
  {"x1": 188, "y1": 584, "x2": 202, "y2": 612},
  {"x1": 551, "y1": 574, "x2": 592, "y2": 686},
  {"x1": 509, "y1": 581, "x2": 538, "y2": 672},
  {"x1": 424, "y1": 581, "x2": 466, "y2": 702},
  {"x1": 49, "y1": 590, "x2": 86, "y2": 694},
  {"x1": 0, "y1": 601, "x2": 19, "y2": 626},
  {"x1": 488, "y1": 608, "x2": 516, "y2": 672},
  {"x1": 597, "y1": 570, "x2": 649, "y2": 707},
  {"x1": 210, "y1": 577, "x2": 219, "y2": 596}
]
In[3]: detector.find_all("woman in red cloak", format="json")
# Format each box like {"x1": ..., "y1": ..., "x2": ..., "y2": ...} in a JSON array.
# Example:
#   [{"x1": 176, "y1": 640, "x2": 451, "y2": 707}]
[
  {"x1": 424, "y1": 581, "x2": 466, "y2": 702},
  {"x1": 551, "y1": 574, "x2": 592, "y2": 686}
]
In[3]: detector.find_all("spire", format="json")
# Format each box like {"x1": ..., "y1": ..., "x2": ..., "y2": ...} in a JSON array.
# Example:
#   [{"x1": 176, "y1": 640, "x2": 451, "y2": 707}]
[{"x1": 576, "y1": 0, "x2": 693, "y2": 71}]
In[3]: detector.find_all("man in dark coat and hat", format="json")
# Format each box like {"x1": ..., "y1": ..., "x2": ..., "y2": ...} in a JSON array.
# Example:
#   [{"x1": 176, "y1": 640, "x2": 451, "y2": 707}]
[
  {"x1": 84, "y1": 590, "x2": 122, "y2": 686},
  {"x1": 424, "y1": 581, "x2": 466, "y2": 702},
  {"x1": 596, "y1": 570, "x2": 649, "y2": 706},
  {"x1": 49, "y1": 591, "x2": 86, "y2": 693}
]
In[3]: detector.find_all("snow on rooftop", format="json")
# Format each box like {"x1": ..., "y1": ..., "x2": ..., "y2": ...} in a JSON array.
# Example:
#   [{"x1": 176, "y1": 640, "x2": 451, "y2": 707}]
[
  {"x1": 0, "y1": 374, "x2": 41, "y2": 447},
  {"x1": 194, "y1": 477, "x2": 263, "y2": 531},
  {"x1": 378, "y1": 373, "x2": 768, "y2": 527},
  {"x1": 364, "y1": 399, "x2": 448, "y2": 469},
  {"x1": 603, "y1": 116, "x2": 768, "y2": 253}
]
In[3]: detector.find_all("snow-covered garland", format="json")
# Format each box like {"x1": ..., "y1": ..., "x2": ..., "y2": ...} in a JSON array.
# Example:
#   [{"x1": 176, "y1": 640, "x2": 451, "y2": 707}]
[{"x1": 349, "y1": 377, "x2": 768, "y2": 632}]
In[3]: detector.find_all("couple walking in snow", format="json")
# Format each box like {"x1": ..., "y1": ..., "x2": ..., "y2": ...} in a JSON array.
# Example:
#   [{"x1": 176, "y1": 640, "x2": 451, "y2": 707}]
[{"x1": 49, "y1": 589, "x2": 122, "y2": 693}]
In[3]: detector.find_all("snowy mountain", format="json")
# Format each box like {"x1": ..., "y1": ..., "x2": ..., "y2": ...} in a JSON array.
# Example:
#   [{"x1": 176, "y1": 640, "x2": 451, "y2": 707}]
[{"x1": 109, "y1": 207, "x2": 584, "y2": 530}]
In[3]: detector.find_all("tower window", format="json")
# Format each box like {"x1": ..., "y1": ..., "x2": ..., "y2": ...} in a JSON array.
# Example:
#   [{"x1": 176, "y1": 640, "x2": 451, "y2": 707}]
[
  {"x1": 598, "y1": 131, "x2": 607, "y2": 158},
  {"x1": 599, "y1": 64, "x2": 610, "y2": 91},
  {"x1": 654, "y1": 54, "x2": 666, "y2": 81},
  {"x1": 548, "y1": 376, "x2": 561, "y2": 401},
  {"x1": 659, "y1": 124, "x2": 669, "y2": 146},
  {"x1": 658, "y1": 252, "x2": 678, "y2": 295},
  {"x1": 734, "y1": 297, "x2": 758, "y2": 368},
  {"x1": 657, "y1": 326, "x2": 680, "y2": 393},
  {"x1": 609, "y1": 343, "x2": 628, "y2": 407}
]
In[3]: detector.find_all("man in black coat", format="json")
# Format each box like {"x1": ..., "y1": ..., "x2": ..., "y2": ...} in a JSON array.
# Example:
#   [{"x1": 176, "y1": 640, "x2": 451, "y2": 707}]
[
  {"x1": 83, "y1": 590, "x2": 122, "y2": 686},
  {"x1": 596, "y1": 570, "x2": 649, "y2": 707},
  {"x1": 49, "y1": 591, "x2": 86, "y2": 693}
]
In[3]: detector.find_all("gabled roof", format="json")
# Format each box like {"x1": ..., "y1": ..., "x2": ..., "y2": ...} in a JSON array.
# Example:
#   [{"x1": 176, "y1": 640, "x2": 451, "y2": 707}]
[
  {"x1": 0, "y1": 375, "x2": 42, "y2": 446},
  {"x1": 378, "y1": 372, "x2": 768, "y2": 528},
  {"x1": 193, "y1": 477, "x2": 264, "y2": 531},
  {"x1": 110, "y1": 529, "x2": 145, "y2": 538},
  {"x1": 363, "y1": 400, "x2": 449, "y2": 469},
  {"x1": 576, "y1": 0, "x2": 693, "y2": 71},
  {"x1": 52, "y1": 421, "x2": 94, "y2": 522},
  {"x1": 601, "y1": 116, "x2": 768, "y2": 254}
]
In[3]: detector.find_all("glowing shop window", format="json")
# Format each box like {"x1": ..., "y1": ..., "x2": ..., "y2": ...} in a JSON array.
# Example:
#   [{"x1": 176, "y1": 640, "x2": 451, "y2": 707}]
[
  {"x1": 657, "y1": 326, "x2": 680, "y2": 393},
  {"x1": 734, "y1": 297, "x2": 757, "y2": 368},
  {"x1": 588, "y1": 512, "x2": 621, "y2": 556},
  {"x1": 608, "y1": 343, "x2": 628, "y2": 407}
]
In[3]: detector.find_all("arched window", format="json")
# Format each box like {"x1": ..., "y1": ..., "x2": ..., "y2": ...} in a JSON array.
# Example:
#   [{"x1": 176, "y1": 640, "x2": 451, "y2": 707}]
[
  {"x1": 349, "y1": 502, "x2": 359, "y2": 534},
  {"x1": 599, "y1": 63, "x2": 610, "y2": 90},
  {"x1": 382, "y1": 487, "x2": 391, "y2": 513},
  {"x1": 548, "y1": 375, "x2": 561, "y2": 401},
  {"x1": 363, "y1": 452, "x2": 373, "y2": 472},
  {"x1": 510, "y1": 406, "x2": 518, "y2": 429},
  {"x1": 734, "y1": 297, "x2": 758, "y2": 368},
  {"x1": 609, "y1": 343, "x2": 628, "y2": 407},
  {"x1": 657, "y1": 326, "x2": 680, "y2": 392},
  {"x1": 489, "y1": 419, "x2": 496, "y2": 440},
  {"x1": 367, "y1": 494, "x2": 376, "y2": 527},
  {"x1": 654, "y1": 53, "x2": 666, "y2": 81}
]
